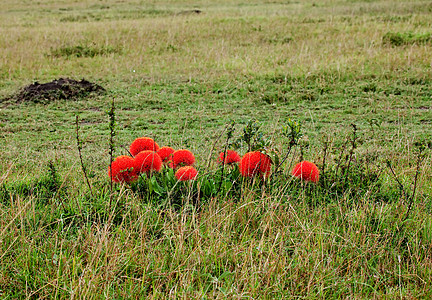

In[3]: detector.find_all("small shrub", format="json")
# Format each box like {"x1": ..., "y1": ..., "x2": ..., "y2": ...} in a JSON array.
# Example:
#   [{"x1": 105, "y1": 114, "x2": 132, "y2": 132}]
[
  {"x1": 265, "y1": 36, "x2": 293, "y2": 44},
  {"x1": 49, "y1": 44, "x2": 121, "y2": 58},
  {"x1": 383, "y1": 32, "x2": 432, "y2": 46}
]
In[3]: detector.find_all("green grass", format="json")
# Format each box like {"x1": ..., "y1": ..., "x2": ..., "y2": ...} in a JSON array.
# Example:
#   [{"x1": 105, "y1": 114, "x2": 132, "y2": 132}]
[
  {"x1": 49, "y1": 44, "x2": 121, "y2": 58},
  {"x1": 0, "y1": 0, "x2": 432, "y2": 298},
  {"x1": 383, "y1": 31, "x2": 432, "y2": 46}
]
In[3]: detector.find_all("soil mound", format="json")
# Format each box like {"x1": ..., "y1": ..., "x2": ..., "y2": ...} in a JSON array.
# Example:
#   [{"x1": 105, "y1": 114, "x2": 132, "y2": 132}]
[{"x1": 3, "y1": 78, "x2": 104, "y2": 104}]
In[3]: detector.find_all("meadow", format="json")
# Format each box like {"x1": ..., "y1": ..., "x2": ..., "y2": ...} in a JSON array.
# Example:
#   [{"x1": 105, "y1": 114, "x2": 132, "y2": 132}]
[{"x1": 0, "y1": 0, "x2": 432, "y2": 298}]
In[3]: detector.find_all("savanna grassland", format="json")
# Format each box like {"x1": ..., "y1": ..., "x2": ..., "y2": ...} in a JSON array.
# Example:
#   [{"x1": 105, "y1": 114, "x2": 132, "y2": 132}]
[{"x1": 0, "y1": 0, "x2": 432, "y2": 298}]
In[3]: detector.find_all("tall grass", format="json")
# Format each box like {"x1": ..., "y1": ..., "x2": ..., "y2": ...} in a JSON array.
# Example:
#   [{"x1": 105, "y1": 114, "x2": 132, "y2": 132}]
[{"x1": 0, "y1": 117, "x2": 431, "y2": 297}]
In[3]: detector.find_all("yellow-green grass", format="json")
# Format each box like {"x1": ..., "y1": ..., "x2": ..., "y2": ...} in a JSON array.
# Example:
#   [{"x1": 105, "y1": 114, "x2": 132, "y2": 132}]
[{"x1": 0, "y1": 0, "x2": 431, "y2": 298}]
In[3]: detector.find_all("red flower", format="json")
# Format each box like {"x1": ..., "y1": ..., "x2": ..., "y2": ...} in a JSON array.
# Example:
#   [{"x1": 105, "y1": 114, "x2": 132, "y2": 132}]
[
  {"x1": 292, "y1": 161, "x2": 319, "y2": 183},
  {"x1": 130, "y1": 137, "x2": 160, "y2": 156},
  {"x1": 157, "y1": 146, "x2": 175, "y2": 163},
  {"x1": 172, "y1": 149, "x2": 195, "y2": 168},
  {"x1": 134, "y1": 151, "x2": 162, "y2": 174},
  {"x1": 108, "y1": 155, "x2": 138, "y2": 183},
  {"x1": 239, "y1": 151, "x2": 272, "y2": 178},
  {"x1": 218, "y1": 150, "x2": 241, "y2": 165},
  {"x1": 175, "y1": 166, "x2": 198, "y2": 181}
]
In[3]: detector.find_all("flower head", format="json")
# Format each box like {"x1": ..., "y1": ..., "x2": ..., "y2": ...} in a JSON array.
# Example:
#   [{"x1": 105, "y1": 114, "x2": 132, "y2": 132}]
[
  {"x1": 175, "y1": 166, "x2": 198, "y2": 181},
  {"x1": 157, "y1": 146, "x2": 175, "y2": 163},
  {"x1": 130, "y1": 137, "x2": 160, "y2": 156},
  {"x1": 239, "y1": 151, "x2": 272, "y2": 178},
  {"x1": 218, "y1": 150, "x2": 241, "y2": 165},
  {"x1": 134, "y1": 151, "x2": 162, "y2": 174},
  {"x1": 108, "y1": 155, "x2": 138, "y2": 183},
  {"x1": 172, "y1": 149, "x2": 195, "y2": 168},
  {"x1": 292, "y1": 161, "x2": 319, "y2": 183}
]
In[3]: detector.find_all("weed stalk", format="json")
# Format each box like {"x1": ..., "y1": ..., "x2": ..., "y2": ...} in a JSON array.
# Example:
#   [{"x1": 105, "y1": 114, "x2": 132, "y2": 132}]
[
  {"x1": 108, "y1": 98, "x2": 116, "y2": 206},
  {"x1": 75, "y1": 115, "x2": 94, "y2": 198},
  {"x1": 343, "y1": 123, "x2": 358, "y2": 185},
  {"x1": 272, "y1": 119, "x2": 302, "y2": 180},
  {"x1": 386, "y1": 160, "x2": 407, "y2": 200},
  {"x1": 321, "y1": 136, "x2": 329, "y2": 187},
  {"x1": 217, "y1": 121, "x2": 235, "y2": 193},
  {"x1": 403, "y1": 143, "x2": 427, "y2": 222}
]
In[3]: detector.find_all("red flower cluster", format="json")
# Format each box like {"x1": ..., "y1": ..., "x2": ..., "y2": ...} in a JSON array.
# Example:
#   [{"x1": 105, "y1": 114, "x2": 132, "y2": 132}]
[
  {"x1": 109, "y1": 136, "x2": 199, "y2": 183},
  {"x1": 157, "y1": 146, "x2": 175, "y2": 163},
  {"x1": 107, "y1": 132, "x2": 322, "y2": 190},
  {"x1": 239, "y1": 151, "x2": 272, "y2": 178},
  {"x1": 292, "y1": 161, "x2": 319, "y2": 183},
  {"x1": 175, "y1": 166, "x2": 198, "y2": 181},
  {"x1": 130, "y1": 137, "x2": 159, "y2": 156},
  {"x1": 108, "y1": 155, "x2": 138, "y2": 183},
  {"x1": 134, "y1": 150, "x2": 162, "y2": 174},
  {"x1": 219, "y1": 150, "x2": 241, "y2": 165},
  {"x1": 108, "y1": 135, "x2": 321, "y2": 188},
  {"x1": 172, "y1": 149, "x2": 195, "y2": 168}
]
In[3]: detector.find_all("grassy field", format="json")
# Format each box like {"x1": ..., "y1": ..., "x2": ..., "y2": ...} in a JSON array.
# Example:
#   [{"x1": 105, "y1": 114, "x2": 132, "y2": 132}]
[{"x1": 1, "y1": 0, "x2": 432, "y2": 298}]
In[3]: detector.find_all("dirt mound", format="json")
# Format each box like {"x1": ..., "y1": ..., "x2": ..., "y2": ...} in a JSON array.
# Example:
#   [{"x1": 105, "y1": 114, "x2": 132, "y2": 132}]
[{"x1": 3, "y1": 78, "x2": 104, "y2": 104}]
